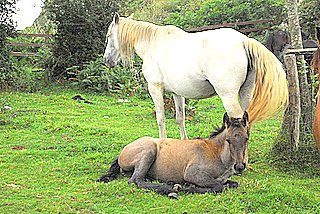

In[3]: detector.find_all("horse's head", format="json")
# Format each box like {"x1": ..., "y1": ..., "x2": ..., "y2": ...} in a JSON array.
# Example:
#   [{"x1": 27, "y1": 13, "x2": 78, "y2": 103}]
[
  {"x1": 224, "y1": 112, "x2": 250, "y2": 174},
  {"x1": 103, "y1": 13, "x2": 121, "y2": 68}
]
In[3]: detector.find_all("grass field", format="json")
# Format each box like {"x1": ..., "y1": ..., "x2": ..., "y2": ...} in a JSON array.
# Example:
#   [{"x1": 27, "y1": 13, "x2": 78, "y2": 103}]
[{"x1": 1, "y1": 86, "x2": 319, "y2": 213}]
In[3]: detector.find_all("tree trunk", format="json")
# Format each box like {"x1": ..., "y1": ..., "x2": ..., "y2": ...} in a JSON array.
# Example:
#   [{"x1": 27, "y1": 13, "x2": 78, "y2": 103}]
[
  {"x1": 286, "y1": 0, "x2": 313, "y2": 138},
  {"x1": 284, "y1": 54, "x2": 301, "y2": 149}
]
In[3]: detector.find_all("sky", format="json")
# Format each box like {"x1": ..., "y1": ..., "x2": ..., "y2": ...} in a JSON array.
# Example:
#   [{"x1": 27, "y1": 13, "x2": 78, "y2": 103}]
[{"x1": 12, "y1": 0, "x2": 43, "y2": 30}]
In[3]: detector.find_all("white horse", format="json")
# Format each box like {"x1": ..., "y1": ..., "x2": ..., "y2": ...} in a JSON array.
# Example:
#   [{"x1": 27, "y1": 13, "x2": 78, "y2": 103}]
[{"x1": 103, "y1": 13, "x2": 288, "y2": 140}]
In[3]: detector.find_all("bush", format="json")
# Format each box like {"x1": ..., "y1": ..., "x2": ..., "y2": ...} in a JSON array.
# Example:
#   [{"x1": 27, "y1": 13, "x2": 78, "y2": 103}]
[
  {"x1": 45, "y1": 0, "x2": 122, "y2": 77},
  {"x1": 0, "y1": 0, "x2": 17, "y2": 90},
  {"x1": 71, "y1": 56, "x2": 148, "y2": 97}
]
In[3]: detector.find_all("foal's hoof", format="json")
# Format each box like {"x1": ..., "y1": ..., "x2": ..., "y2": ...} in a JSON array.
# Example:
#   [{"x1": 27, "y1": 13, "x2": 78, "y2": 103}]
[
  {"x1": 96, "y1": 175, "x2": 114, "y2": 183},
  {"x1": 168, "y1": 192, "x2": 179, "y2": 199},
  {"x1": 173, "y1": 184, "x2": 182, "y2": 192},
  {"x1": 226, "y1": 180, "x2": 239, "y2": 189}
]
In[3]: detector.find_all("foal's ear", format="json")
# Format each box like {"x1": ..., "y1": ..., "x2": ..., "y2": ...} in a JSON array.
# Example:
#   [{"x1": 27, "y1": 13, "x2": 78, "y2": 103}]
[
  {"x1": 223, "y1": 112, "x2": 230, "y2": 126},
  {"x1": 113, "y1": 12, "x2": 120, "y2": 24},
  {"x1": 242, "y1": 111, "x2": 249, "y2": 126}
]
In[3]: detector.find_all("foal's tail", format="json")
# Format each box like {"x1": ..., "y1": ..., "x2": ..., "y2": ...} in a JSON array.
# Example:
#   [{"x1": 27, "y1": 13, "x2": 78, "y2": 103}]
[
  {"x1": 243, "y1": 38, "x2": 288, "y2": 124},
  {"x1": 97, "y1": 158, "x2": 121, "y2": 183}
]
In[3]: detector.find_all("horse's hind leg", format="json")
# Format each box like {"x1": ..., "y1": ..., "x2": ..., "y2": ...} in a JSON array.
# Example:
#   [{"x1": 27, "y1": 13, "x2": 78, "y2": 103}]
[
  {"x1": 239, "y1": 69, "x2": 255, "y2": 112},
  {"x1": 126, "y1": 146, "x2": 177, "y2": 196},
  {"x1": 97, "y1": 158, "x2": 121, "y2": 183},
  {"x1": 173, "y1": 94, "x2": 187, "y2": 140}
]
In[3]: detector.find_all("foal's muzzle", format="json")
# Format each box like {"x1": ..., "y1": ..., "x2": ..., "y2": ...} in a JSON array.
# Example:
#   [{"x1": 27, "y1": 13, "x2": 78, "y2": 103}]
[{"x1": 234, "y1": 163, "x2": 246, "y2": 174}]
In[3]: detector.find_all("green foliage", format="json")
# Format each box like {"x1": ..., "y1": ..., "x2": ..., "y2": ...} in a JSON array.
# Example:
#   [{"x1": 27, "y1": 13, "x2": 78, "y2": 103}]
[
  {"x1": 71, "y1": 56, "x2": 148, "y2": 97},
  {"x1": 0, "y1": 0, "x2": 17, "y2": 89},
  {"x1": 44, "y1": 0, "x2": 122, "y2": 77},
  {"x1": 299, "y1": 0, "x2": 320, "y2": 38},
  {"x1": 125, "y1": 0, "x2": 285, "y2": 31},
  {"x1": 164, "y1": 0, "x2": 286, "y2": 29}
]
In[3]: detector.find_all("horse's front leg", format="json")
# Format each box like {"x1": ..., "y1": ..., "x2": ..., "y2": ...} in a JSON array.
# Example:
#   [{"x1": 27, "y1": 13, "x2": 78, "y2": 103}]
[
  {"x1": 148, "y1": 83, "x2": 166, "y2": 138},
  {"x1": 173, "y1": 94, "x2": 187, "y2": 140},
  {"x1": 184, "y1": 164, "x2": 224, "y2": 193}
]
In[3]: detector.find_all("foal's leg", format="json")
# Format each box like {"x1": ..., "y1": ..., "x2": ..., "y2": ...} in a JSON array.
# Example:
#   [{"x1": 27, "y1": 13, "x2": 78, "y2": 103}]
[
  {"x1": 173, "y1": 94, "x2": 187, "y2": 140},
  {"x1": 179, "y1": 184, "x2": 223, "y2": 194},
  {"x1": 148, "y1": 83, "x2": 166, "y2": 138},
  {"x1": 183, "y1": 164, "x2": 224, "y2": 193},
  {"x1": 127, "y1": 149, "x2": 177, "y2": 196}
]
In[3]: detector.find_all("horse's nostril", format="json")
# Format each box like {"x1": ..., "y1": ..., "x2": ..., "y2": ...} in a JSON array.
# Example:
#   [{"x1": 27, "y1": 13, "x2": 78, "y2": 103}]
[{"x1": 234, "y1": 163, "x2": 246, "y2": 172}]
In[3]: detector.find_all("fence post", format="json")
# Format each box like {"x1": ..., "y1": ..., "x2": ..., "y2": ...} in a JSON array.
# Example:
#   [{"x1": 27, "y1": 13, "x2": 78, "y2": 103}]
[{"x1": 284, "y1": 54, "x2": 301, "y2": 149}]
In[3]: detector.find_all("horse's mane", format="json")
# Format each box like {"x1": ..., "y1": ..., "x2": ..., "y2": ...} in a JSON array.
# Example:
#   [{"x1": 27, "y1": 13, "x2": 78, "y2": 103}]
[
  {"x1": 117, "y1": 18, "x2": 183, "y2": 65},
  {"x1": 209, "y1": 124, "x2": 226, "y2": 139},
  {"x1": 208, "y1": 118, "x2": 245, "y2": 139}
]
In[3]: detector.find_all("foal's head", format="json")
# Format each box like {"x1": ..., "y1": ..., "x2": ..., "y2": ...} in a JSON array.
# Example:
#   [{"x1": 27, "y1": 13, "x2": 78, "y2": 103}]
[{"x1": 224, "y1": 112, "x2": 250, "y2": 174}]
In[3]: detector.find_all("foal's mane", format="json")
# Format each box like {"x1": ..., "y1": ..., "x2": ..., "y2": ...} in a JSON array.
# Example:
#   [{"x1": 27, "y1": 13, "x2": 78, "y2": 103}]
[
  {"x1": 117, "y1": 18, "x2": 183, "y2": 65},
  {"x1": 209, "y1": 119, "x2": 246, "y2": 139}
]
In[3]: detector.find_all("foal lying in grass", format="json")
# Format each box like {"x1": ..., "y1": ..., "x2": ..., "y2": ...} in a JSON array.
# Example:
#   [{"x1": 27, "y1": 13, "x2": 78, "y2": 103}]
[{"x1": 97, "y1": 112, "x2": 249, "y2": 198}]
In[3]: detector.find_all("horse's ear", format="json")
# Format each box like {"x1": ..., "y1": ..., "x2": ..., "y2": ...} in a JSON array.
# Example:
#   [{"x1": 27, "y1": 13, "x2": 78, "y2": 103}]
[
  {"x1": 242, "y1": 111, "x2": 249, "y2": 126},
  {"x1": 113, "y1": 12, "x2": 120, "y2": 24},
  {"x1": 128, "y1": 13, "x2": 134, "y2": 19},
  {"x1": 223, "y1": 112, "x2": 230, "y2": 126},
  {"x1": 316, "y1": 27, "x2": 320, "y2": 42}
]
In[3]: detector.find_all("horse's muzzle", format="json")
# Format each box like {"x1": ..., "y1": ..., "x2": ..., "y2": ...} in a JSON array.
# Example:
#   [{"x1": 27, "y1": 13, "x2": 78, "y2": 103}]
[
  {"x1": 234, "y1": 163, "x2": 246, "y2": 174},
  {"x1": 103, "y1": 56, "x2": 116, "y2": 68}
]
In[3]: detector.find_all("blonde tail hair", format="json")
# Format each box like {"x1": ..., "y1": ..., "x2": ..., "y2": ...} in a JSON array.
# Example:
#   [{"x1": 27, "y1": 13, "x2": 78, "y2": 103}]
[{"x1": 243, "y1": 38, "x2": 288, "y2": 124}]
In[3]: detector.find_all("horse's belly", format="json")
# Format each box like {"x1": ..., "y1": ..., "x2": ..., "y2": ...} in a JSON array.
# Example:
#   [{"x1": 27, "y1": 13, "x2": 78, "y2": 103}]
[{"x1": 165, "y1": 79, "x2": 216, "y2": 99}]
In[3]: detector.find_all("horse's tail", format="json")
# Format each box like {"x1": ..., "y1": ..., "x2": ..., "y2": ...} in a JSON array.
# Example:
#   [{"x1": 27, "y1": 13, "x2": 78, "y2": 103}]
[
  {"x1": 243, "y1": 38, "x2": 288, "y2": 124},
  {"x1": 97, "y1": 157, "x2": 121, "y2": 183}
]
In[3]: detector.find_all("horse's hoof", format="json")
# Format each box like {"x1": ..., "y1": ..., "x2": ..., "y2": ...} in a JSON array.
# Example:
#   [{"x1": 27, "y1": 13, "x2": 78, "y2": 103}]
[
  {"x1": 228, "y1": 181, "x2": 239, "y2": 189},
  {"x1": 173, "y1": 184, "x2": 182, "y2": 191},
  {"x1": 96, "y1": 176, "x2": 110, "y2": 183},
  {"x1": 168, "y1": 192, "x2": 178, "y2": 199}
]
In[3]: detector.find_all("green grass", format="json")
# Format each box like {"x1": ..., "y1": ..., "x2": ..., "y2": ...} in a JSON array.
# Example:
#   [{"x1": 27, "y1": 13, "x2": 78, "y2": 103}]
[{"x1": 1, "y1": 86, "x2": 319, "y2": 213}]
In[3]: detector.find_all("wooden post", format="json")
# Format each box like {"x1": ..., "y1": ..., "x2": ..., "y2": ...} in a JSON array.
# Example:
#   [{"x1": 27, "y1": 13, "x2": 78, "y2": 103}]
[
  {"x1": 284, "y1": 54, "x2": 301, "y2": 149},
  {"x1": 287, "y1": 0, "x2": 313, "y2": 132}
]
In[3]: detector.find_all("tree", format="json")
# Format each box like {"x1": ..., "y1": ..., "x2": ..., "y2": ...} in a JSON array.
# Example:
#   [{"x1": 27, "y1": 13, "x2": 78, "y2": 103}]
[
  {"x1": 299, "y1": 0, "x2": 320, "y2": 38},
  {"x1": 45, "y1": 0, "x2": 122, "y2": 77},
  {"x1": 284, "y1": 0, "x2": 313, "y2": 148},
  {"x1": 0, "y1": 0, "x2": 17, "y2": 89}
]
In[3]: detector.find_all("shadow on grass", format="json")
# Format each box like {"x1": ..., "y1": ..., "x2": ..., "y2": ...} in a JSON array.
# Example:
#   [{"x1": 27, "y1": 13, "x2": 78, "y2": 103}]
[{"x1": 269, "y1": 134, "x2": 320, "y2": 178}]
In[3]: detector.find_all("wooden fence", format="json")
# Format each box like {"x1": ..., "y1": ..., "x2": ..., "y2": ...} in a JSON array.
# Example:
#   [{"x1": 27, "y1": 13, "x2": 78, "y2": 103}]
[
  {"x1": 8, "y1": 33, "x2": 53, "y2": 57},
  {"x1": 186, "y1": 19, "x2": 280, "y2": 33}
]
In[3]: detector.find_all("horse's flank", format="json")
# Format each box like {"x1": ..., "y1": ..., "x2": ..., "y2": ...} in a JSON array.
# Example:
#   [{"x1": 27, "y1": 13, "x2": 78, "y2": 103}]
[{"x1": 117, "y1": 18, "x2": 184, "y2": 65}]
